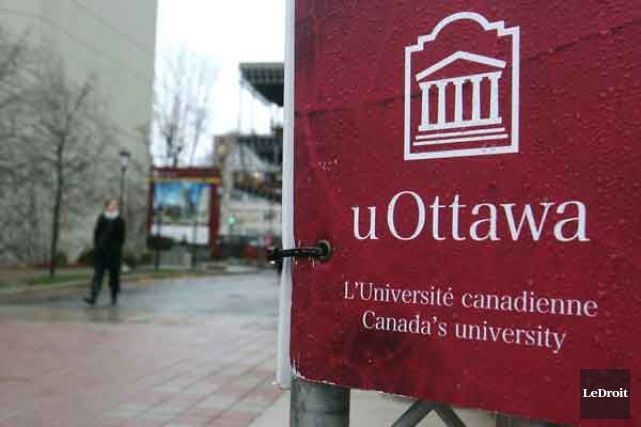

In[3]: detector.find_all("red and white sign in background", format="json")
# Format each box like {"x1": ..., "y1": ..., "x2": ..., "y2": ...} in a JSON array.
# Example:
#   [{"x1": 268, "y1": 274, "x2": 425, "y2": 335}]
[{"x1": 287, "y1": 1, "x2": 640, "y2": 424}]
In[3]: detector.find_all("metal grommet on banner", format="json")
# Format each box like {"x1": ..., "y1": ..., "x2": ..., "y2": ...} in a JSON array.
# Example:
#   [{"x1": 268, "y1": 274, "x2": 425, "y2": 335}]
[
  {"x1": 315, "y1": 240, "x2": 332, "y2": 263},
  {"x1": 267, "y1": 239, "x2": 332, "y2": 264}
]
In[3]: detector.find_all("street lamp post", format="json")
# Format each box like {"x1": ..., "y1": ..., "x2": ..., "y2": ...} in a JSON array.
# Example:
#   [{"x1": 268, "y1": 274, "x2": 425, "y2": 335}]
[
  {"x1": 119, "y1": 150, "x2": 131, "y2": 208},
  {"x1": 154, "y1": 203, "x2": 163, "y2": 272}
]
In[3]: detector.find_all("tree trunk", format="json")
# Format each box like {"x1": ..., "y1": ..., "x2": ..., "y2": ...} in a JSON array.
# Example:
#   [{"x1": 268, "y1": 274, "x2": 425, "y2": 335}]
[
  {"x1": 49, "y1": 144, "x2": 64, "y2": 278},
  {"x1": 49, "y1": 186, "x2": 62, "y2": 278}
]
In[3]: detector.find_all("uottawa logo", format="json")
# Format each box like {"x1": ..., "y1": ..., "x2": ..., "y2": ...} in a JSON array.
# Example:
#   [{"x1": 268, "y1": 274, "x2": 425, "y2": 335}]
[{"x1": 404, "y1": 12, "x2": 520, "y2": 160}]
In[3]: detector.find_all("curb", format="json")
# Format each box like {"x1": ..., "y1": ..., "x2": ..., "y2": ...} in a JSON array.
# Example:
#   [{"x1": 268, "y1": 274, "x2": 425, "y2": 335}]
[{"x1": 0, "y1": 269, "x2": 257, "y2": 303}]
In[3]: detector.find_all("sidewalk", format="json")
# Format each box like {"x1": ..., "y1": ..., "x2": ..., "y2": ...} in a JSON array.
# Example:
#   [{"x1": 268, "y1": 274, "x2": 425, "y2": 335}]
[
  {"x1": 0, "y1": 315, "x2": 282, "y2": 427},
  {"x1": 0, "y1": 265, "x2": 223, "y2": 288},
  {"x1": 0, "y1": 272, "x2": 283, "y2": 427},
  {"x1": 249, "y1": 388, "x2": 495, "y2": 427}
]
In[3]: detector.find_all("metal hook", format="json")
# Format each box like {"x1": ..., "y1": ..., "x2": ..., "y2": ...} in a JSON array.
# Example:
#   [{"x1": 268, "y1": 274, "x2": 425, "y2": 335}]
[{"x1": 267, "y1": 239, "x2": 332, "y2": 263}]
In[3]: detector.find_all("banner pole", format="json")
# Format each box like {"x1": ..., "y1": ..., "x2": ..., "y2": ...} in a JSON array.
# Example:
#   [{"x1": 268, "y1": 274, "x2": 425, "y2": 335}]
[
  {"x1": 290, "y1": 376, "x2": 350, "y2": 427},
  {"x1": 276, "y1": 0, "x2": 296, "y2": 388}
]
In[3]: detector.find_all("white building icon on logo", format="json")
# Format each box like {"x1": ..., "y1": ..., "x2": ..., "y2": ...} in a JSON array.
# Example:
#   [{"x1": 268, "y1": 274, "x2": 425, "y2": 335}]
[{"x1": 404, "y1": 12, "x2": 520, "y2": 161}]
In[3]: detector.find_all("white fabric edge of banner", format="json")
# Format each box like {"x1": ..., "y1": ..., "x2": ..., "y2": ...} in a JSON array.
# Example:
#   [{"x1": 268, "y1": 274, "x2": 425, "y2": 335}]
[{"x1": 275, "y1": 0, "x2": 295, "y2": 389}]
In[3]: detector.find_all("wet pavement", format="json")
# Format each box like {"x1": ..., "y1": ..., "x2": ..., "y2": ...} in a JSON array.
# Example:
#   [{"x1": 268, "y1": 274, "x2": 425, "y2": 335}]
[{"x1": 0, "y1": 271, "x2": 282, "y2": 427}]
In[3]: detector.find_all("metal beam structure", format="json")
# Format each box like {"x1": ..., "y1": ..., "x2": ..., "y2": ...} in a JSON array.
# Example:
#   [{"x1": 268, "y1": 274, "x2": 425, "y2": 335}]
[{"x1": 240, "y1": 62, "x2": 284, "y2": 107}]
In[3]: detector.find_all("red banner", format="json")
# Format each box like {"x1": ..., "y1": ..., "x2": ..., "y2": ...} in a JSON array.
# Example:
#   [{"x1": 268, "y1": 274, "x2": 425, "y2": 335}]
[{"x1": 291, "y1": 1, "x2": 641, "y2": 425}]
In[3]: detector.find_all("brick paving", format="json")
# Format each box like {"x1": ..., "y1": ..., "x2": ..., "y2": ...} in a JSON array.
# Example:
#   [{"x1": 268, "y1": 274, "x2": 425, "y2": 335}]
[{"x1": 0, "y1": 274, "x2": 282, "y2": 427}]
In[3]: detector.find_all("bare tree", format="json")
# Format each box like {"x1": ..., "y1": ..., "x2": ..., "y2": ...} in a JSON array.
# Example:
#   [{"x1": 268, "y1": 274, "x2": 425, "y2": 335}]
[
  {"x1": 0, "y1": 28, "x2": 35, "y2": 263},
  {"x1": 0, "y1": 29, "x2": 30, "y2": 143},
  {"x1": 20, "y1": 53, "x2": 113, "y2": 277},
  {"x1": 153, "y1": 48, "x2": 216, "y2": 167},
  {"x1": 0, "y1": 29, "x2": 146, "y2": 270}
]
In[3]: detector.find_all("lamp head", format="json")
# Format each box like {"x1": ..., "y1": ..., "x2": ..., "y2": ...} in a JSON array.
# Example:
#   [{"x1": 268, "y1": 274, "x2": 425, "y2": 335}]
[{"x1": 119, "y1": 150, "x2": 131, "y2": 171}]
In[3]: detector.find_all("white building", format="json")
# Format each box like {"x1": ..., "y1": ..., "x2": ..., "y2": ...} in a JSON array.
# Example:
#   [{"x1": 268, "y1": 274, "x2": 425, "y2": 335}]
[
  {"x1": 213, "y1": 63, "x2": 284, "y2": 240},
  {"x1": 0, "y1": 0, "x2": 157, "y2": 261},
  {"x1": 0, "y1": 0, "x2": 157, "y2": 162},
  {"x1": 216, "y1": 133, "x2": 282, "y2": 238}
]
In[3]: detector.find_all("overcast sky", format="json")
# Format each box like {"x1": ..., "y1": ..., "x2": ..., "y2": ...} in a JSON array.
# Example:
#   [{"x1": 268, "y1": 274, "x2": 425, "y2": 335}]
[{"x1": 155, "y1": 0, "x2": 285, "y2": 159}]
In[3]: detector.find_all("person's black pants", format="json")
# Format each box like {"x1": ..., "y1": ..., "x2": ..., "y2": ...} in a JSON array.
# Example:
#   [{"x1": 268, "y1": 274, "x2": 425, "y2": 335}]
[{"x1": 90, "y1": 256, "x2": 120, "y2": 300}]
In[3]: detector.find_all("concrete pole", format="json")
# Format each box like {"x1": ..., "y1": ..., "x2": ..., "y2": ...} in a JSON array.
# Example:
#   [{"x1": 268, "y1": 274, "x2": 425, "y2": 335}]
[
  {"x1": 496, "y1": 414, "x2": 563, "y2": 427},
  {"x1": 290, "y1": 377, "x2": 350, "y2": 427}
]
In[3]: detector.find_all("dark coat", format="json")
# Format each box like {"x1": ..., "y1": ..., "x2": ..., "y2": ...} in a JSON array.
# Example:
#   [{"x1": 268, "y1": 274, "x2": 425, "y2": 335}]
[{"x1": 94, "y1": 214, "x2": 126, "y2": 263}]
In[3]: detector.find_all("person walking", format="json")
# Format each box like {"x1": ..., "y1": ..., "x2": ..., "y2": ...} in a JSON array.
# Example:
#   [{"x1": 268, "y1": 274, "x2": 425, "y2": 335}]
[{"x1": 84, "y1": 198, "x2": 126, "y2": 306}]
